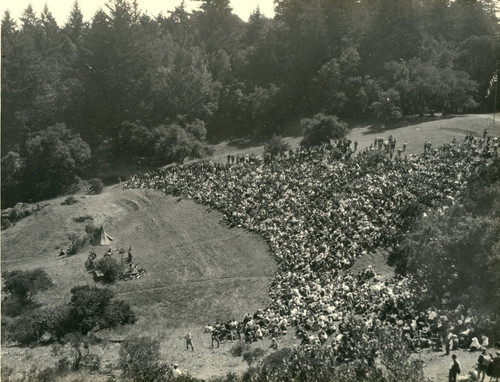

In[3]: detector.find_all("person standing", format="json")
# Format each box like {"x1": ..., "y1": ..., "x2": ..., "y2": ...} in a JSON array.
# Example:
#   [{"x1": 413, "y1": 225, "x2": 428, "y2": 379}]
[
  {"x1": 185, "y1": 332, "x2": 194, "y2": 351},
  {"x1": 448, "y1": 354, "x2": 461, "y2": 382}
]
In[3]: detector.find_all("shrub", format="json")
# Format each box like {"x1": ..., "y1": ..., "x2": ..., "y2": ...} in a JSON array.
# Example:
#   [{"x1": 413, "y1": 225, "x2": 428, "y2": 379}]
[
  {"x1": 102, "y1": 300, "x2": 137, "y2": 328},
  {"x1": 35, "y1": 366, "x2": 58, "y2": 382},
  {"x1": 230, "y1": 342, "x2": 250, "y2": 357},
  {"x1": 261, "y1": 347, "x2": 294, "y2": 371},
  {"x1": 56, "y1": 356, "x2": 72, "y2": 374},
  {"x1": 22, "y1": 123, "x2": 91, "y2": 202},
  {"x1": 87, "y1": 178, "x2": 104, "y2": 195},
  {"x1": 242, "y1": 318, "x2": 424, "y2": 382},
  {"x1": 84, "y1": 222, "x2": 99, "y2": 239},
  {"x1": 118, "y1": 121, "x2": 154, "y2": 156},
  {"x1": 119, "y1": 336, "x2": 169, "y2": 382},
  {"x1": 63, "y1": 176, "x2": 85, "y2": 196},
  {"x1": 95, "y1": 257, "x2": 122, "y2": 283},
  {"x1": 7, "y1": 286, "x2": 135, "y2": 346},
  {"x1": 67, "y1": 233, "x2": 87, "y2": 256},
  {"x1": 73, "y1": 215, "x2": 93, "y2": 223},
  {"x1": 1, "y1": 202, "x2": 48, "y2": 229},
  {"x1": 242, "y1": 348, "x2": 266, "y2": 366},
  {"x1": 6, "y1": 314, "x2": 40, "y2": 346},
  {"x1": 300, "y1": 113, "x2": 348, "y2": 148},
  {"x1": 264, "y1": 135, "x2": 291, "y2": 157},
  {"x1": 152, "y1": 123, "x2": 210, "y2": 165},
  {"x1": 2, "y1": 268, "x2": 53, "y2": 302},
  {"x1": 70, "y1": 286, "x2": 136, "y2": 335},
  {"x1": 61, "y1": 195, "x2": 79, "y2": 205}
]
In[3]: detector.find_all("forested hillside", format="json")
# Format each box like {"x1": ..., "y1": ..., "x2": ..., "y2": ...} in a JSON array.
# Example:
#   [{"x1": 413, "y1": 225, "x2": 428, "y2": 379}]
[{"x1": 1, "y1": 0, "x2": 499, "y2": 207}]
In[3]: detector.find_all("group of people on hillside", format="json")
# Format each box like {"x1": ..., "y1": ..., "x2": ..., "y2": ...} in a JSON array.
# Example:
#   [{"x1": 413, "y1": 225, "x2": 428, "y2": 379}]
[{"x1": 125, "y1": 133, "x2": 498, "y2": 355}]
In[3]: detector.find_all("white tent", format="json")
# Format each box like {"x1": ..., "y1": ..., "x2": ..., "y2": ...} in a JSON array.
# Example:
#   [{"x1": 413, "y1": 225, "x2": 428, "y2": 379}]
[{"x1": 95, "y1": 225, "x2": 113, "y2": 245}]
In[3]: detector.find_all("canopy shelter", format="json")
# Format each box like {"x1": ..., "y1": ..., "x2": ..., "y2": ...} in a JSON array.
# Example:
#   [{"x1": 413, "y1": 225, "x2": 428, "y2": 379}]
[{"x1": 95, "y1": 225, "x2": 114, "y2": 246}]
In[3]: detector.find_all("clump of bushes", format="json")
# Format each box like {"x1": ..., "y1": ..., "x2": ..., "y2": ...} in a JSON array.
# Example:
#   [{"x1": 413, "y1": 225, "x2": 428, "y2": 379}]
[
  {"x1": 95, "y1": 257, "x2": 121, "y2": 282},
  {"x1": 230, "y1": 342, "x2": 250, "y2": 357},
  {"x1": 1, "y1": 202, "x2": 48, "y2": 229},
  {"x1": 119, "y1": 336, "x2": 169, "y2": 381},
  {"x1": 4, "y1": 334, "x2": 102, "y2": 381},
  {"x1": 66, "y1": 222, "x2": 100, "y2": 256},
  {"x1": 242, "y1": 348, "x2": 266, "y2": 366},
  {"x1": 87, "y1": 178, "x2": 104, "y2": 195},
  {"x1": 264, "y1": 135, "x2": 290, "y2": 157},
  {"x1": 2, "y1": 268, "x2": 53, "y2": 302},
  {"x1": 5, "y1": 286, "x2": 136, "y2": 346},
  {"x1": 300, "y1": 113, "x2": 348, "y2": 148},
  {"x1": 61, "y1": 195, "x2": 79, "y2": 205},
  {"x1": 73, "y1": 215, "x2": 93, "y2": 223},
  {"x1": 240, "y1": 317, "x2": 424, "y2": 382},
  {"x1": 67, "y1": 233, "x2": 87, "y2": 256}
]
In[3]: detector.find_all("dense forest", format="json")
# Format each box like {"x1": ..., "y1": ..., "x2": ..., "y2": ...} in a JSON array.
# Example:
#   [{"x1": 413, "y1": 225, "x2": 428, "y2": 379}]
[{"x1": 1, "y1": 0, "x2": 499, "y2": 207}]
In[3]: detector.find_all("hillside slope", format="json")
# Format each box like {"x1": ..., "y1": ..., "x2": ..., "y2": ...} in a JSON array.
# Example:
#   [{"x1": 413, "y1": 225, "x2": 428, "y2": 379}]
[
  {"x1": 1, "y1": 114, "x2": 499, "y2": 380},
  {"x1": 1, "y1": 187, "x2": 275, "y2": 378}
]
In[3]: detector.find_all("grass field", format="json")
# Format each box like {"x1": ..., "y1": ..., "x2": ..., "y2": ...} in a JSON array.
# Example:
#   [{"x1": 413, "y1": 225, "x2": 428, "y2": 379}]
[{"x1": 1, "y1": 114, "x2": 499, "y2": 380}]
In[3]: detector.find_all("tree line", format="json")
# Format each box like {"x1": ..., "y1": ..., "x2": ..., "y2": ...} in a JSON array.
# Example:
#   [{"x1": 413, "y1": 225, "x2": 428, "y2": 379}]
[{"x1": 2, "y1": 0, "x2": 499, "y2": 207}]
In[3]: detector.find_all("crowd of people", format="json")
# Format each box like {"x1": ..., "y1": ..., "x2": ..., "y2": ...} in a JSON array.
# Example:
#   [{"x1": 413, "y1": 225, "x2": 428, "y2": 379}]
[{"x1": 124, "y1": 133, "x2": 498, "y2": 352}]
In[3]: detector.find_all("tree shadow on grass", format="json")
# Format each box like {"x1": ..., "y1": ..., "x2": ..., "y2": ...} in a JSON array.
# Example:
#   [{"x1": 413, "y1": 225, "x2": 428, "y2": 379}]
[
  {"x1": 2, "y1": 297, "x2": 42, "y2": 317},
  {"x1": 227, "y1": 137, "x2": 263, "y2": 149},
  {"x1": 361, "y1": 114, "x2": 456, "y2": 136}
]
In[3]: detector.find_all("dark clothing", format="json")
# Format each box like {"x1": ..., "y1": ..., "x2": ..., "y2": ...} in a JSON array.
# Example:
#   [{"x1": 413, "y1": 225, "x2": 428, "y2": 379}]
[{"x1": 448, "y1": 359, "x2": 460, "y2": 382}]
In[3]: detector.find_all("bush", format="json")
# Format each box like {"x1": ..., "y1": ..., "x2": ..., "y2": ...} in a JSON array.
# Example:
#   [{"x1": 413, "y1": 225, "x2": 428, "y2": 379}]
[
  {"x1": 73, "y1": 215, "x2": 93, "y2": 223},
  {"x1": 84, "y1": 222, "x2": 99, "y2": 238},
  {"x1": 241, "y1": 318, "x2": 424, "y2": 382},
  {"x1": 67, "y1": 233, "x2": 87, "y2": 256},
  {"x1": 22, "y1": 123, "x2": 91, "y2": 202},
  {"x1": 152, "y1": 123, "x2": 210, "y2": 164},
  {"x1": 230, "y1": 342, "x2": 250, "y2": 357},
  {"x1": 87, "y1": 178, "x2": 104, "y2": 195},
  {"x1": 62, "y1": 176, "x2": 86, "y2": 196},
  {"x1": 2, "y1": 268, "x2": 53, "y2": 302},
  {"x1": 300, "y1": 113, "x2": 348, "y2": 148},
  {"x1": 242, "y1": 347, "x2": 266, "y2": 366},
  {"x1": 118, "y1": 121, "x2": 154, "y2": 156},
  {"x1": 35, "y1": 366, "x2": 58, "y2": 382},
  {"x1": 1, "y1": 202, "x2": 48, "y2": 229},
  {"x1": 119, "y1": 336, "x2": 169, "y2": 382},
  {"x1": 264, "y1": 135, "x2": 291, "y2": 157},
  {"x1": 6, "y1": 314, "x2": 40, "y2": 346},
  {"x1": 70, "y1": 286, "x2": 136, "y2": 335},
  {"x1": 61, "y1": 195, "x2": 79, "y2": 205},
  {"x1": 6, "y1": 286, "x2": 135, "y2": 346},
  {"x1": 95, "y1": 257, "x2": 121, "y2": 283}
]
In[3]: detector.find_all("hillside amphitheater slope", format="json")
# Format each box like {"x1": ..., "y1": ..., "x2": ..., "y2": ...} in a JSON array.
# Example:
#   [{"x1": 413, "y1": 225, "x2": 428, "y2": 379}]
[
  {"x1": 1, "y1": 188, "x2": 275, "y2": 378},
  {"x1": 1, "y1": 114, "x2": 499, "y2": 380},
  {"x1": 2, "y1": 187, "x2": 275, "y2": 319}
]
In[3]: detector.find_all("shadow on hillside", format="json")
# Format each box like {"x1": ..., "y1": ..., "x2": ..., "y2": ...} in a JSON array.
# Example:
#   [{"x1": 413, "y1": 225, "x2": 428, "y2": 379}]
[
  {"x1": 227, "y1": 137, "x2": 263, "y2": 149},
  {"x1": 1, "y1": 298, "x2": 41, "y2": 318},
  {"x1": 361, "y1": 114, "x2": 457, "y2": 135}
]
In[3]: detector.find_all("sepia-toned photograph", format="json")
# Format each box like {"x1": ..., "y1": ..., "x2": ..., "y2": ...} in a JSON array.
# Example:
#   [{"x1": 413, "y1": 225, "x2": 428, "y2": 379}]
[{"x1": 1, "y1": 0, "x2": 499, "y2": 381}]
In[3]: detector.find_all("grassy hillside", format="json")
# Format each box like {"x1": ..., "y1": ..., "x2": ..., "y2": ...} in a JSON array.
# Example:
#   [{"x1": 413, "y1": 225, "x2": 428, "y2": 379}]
[
  {"x1": 1, "y1": 114, "x2": 499, "y2": 380},
  {"x1": 1, "y1": 187, "x2": 275, "y2": 378}
]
